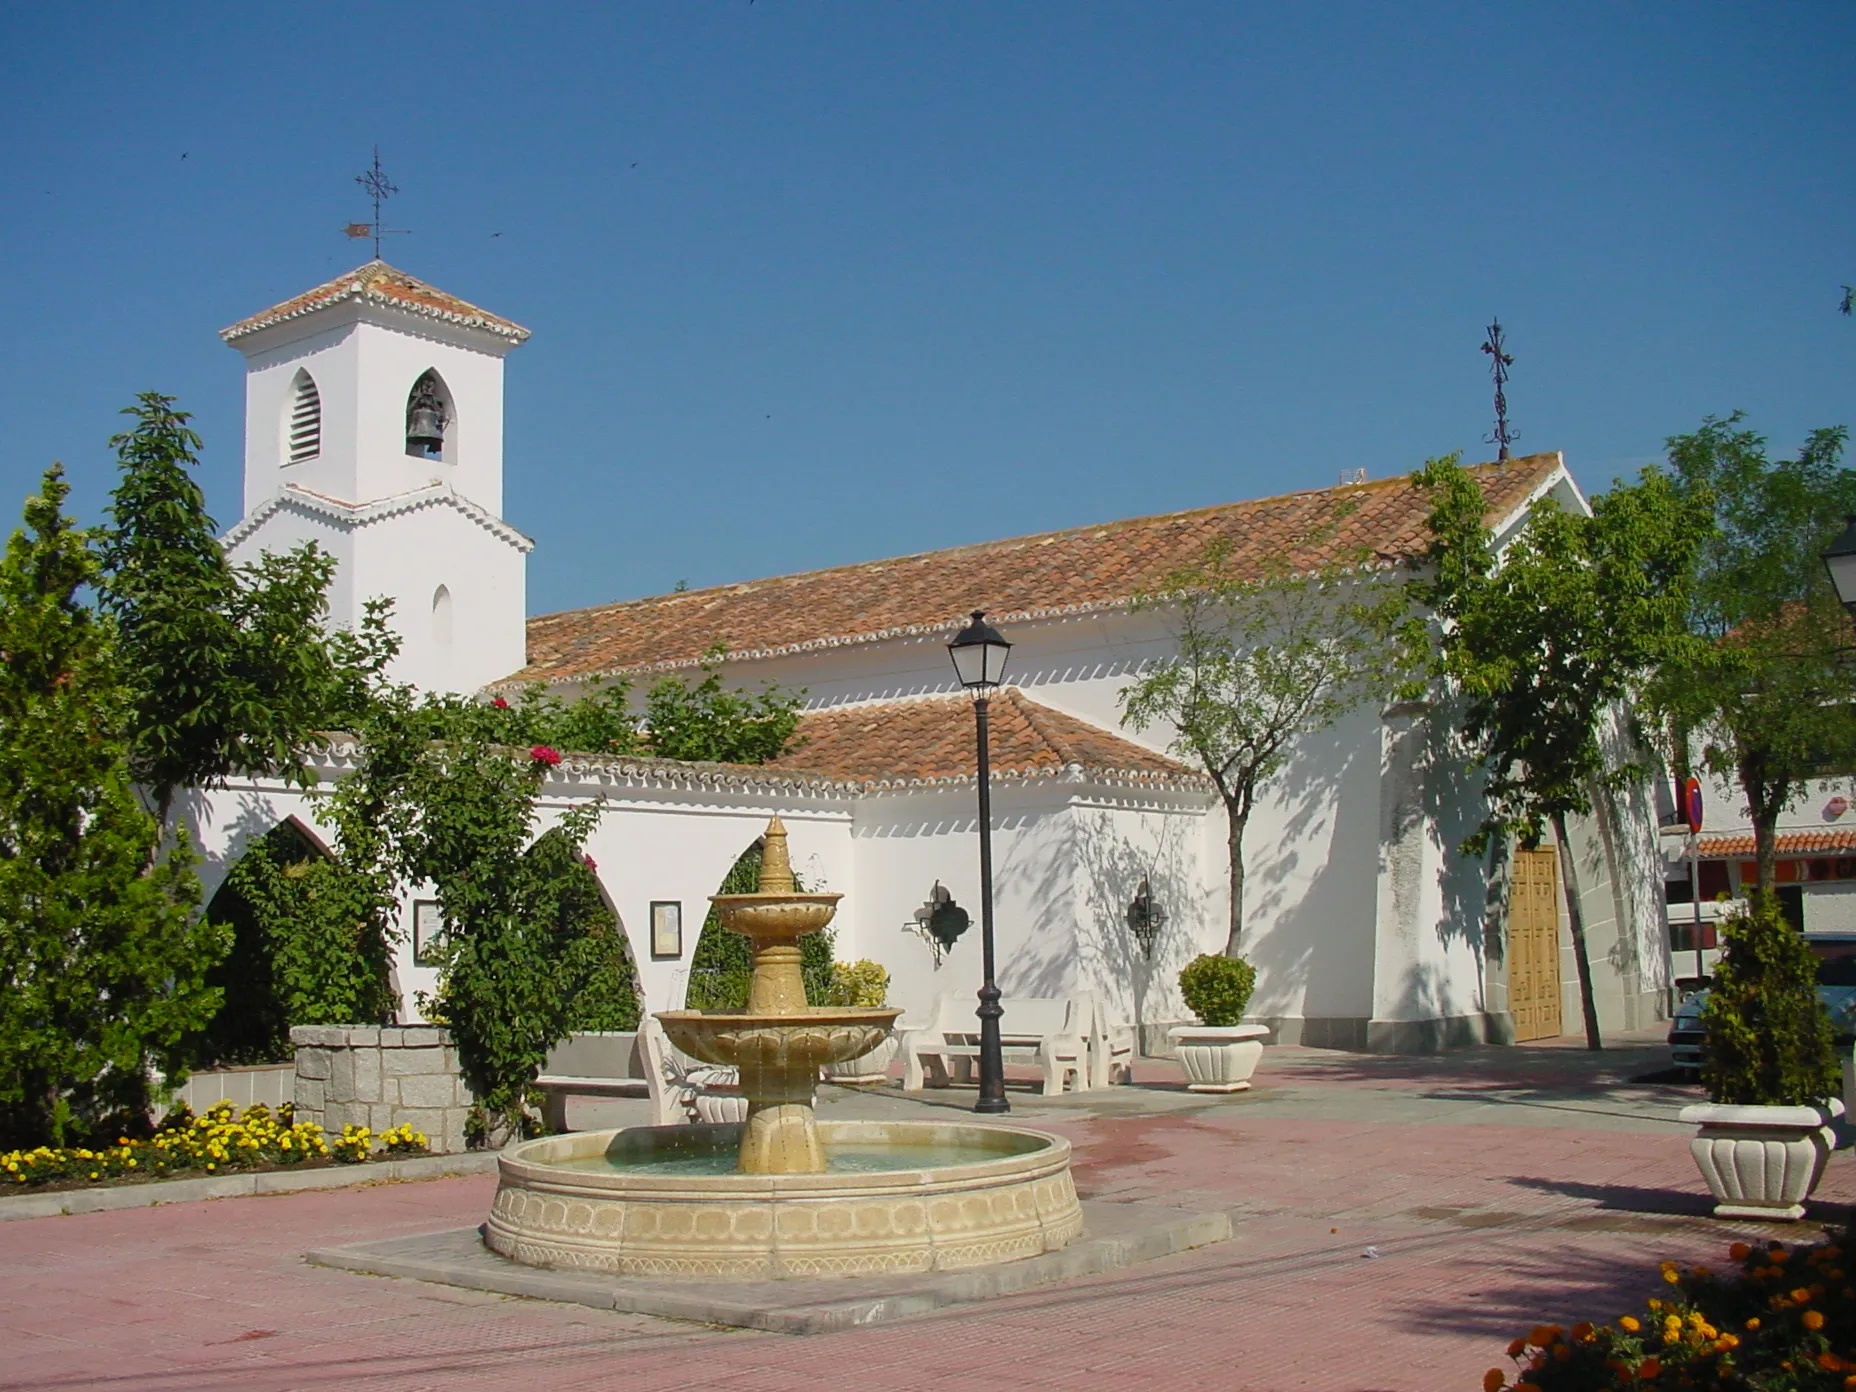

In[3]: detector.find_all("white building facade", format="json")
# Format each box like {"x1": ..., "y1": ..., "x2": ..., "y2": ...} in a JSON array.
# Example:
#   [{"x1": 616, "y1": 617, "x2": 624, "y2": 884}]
[{"x1": 189, "y1": 263, "x2": 1676, "y2": 1053}]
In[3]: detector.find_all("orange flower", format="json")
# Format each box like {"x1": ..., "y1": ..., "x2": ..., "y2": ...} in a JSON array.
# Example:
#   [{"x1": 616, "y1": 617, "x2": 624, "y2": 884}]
[
  {"x1": 1507, "y1": 1337, "x2": 1526, "y2": 1357},
  {"x1": 1805, "y1": 1310, "x2": 1826, "y2": 1331},
  {"x1": 1638, "y1": 1356, "x2": 1662, "y2": 1379},
  {"x1": 1619, "y1": 1316, "x2": 1642, "y2": 1333},
  {"x1": 1571, "y1": 1322, "x2": 1595, "y2": 1342},
  {"x1": 1746, "y1": 1318, "x2": 1761, "y2": 1331},
  {"x1": 1529, "y1": 1326, "x2": 1556, "y2": 1347},
  {"x1": 1819, "y1": 1351, "x2": 1845, "y2": 1372},
  {"x1": 1794, "y1": 1288, "x2": 1814, "y2": 1303},
  {"x1": 1731, "y1": 1242, "x2": 1752, "y2": 1261},
  {"x1": 1484, "y1": 1371, "x2": 1506, "y2": 1392}
]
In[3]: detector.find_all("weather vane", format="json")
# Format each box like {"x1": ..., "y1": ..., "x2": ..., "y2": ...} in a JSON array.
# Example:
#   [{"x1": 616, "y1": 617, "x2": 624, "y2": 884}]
[
  {"x1": 343, "y1": 147, "x2": 410, "y2": 260},
  {"x1": 1481, "y1": 318, "x2": 1516, "y2": 462}
]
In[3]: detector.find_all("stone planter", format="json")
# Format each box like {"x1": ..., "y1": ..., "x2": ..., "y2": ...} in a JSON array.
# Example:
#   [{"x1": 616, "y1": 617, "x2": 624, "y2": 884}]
[
  {"x1": 1679, "y1": 1098, "x2": 1845, "y2": 1220},
  {"x1": 822, "y1": 1033, "x2": 899, "y2": 1086},
  {"x1": 1166, "y1": 1023, "x2": 1270, "y2": 1093}
]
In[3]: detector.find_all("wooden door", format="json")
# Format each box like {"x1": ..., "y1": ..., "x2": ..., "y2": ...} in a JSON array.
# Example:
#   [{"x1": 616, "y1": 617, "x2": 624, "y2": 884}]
[{"x1": 1508, "y1": 849, "x2": 1564, "y2": 1042}]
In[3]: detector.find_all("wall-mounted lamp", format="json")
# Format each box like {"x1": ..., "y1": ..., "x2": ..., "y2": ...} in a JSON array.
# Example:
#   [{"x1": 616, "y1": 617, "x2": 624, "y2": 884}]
[{"x1": 1125, "y1": 878, "x2": 1168, "y2": 960}]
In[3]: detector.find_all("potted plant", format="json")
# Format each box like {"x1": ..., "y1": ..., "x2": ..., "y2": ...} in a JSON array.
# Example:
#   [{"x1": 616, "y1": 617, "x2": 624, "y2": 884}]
[
  {"x1": 1167, "y1": 953, "x2": 1269, "y2": 1092},
  {"x1": 1680, "y1": 893, "x2": 1845, "y2": 1220},
  {"x1": 820, "y1": 960, "x2": 899, "y2": 1084}
]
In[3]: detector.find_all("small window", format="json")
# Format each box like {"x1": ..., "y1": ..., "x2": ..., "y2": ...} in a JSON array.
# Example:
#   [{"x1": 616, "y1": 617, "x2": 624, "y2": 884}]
[
  {"x1": 287, "y1": 370, "x2": 321, "y2": 463},
  {"x1": 432, "y1": 585, "x2": 453, "y2": 650}
]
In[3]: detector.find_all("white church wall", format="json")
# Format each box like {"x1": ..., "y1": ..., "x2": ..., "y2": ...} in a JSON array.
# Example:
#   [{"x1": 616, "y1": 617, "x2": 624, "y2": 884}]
[{"x1": 238, "y1": 319, "x2": 360, "y2": 509}]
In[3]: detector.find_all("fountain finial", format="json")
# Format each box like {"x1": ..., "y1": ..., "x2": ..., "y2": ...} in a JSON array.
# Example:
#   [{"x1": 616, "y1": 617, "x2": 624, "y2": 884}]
[{"x1": 757, "y1": 816, "x2": 797, "y2": 894}]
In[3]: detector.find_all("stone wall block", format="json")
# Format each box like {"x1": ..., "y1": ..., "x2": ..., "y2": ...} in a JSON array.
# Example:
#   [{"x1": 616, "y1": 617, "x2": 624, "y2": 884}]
[
  {"x1": 403, "y1": 1027, "x2": 450, "y2": 1048},
  {"x1": 384, "y1": 1047, "x2": 443, "y2": 1077},
  {"x1": 351, "y1": 1048, "x2": 383, "y2": 1103},
  {"x1": 342, "y1": 1027, "x2": 380, "y2": 1048},
  {"x1": 367, "y1": 1103, "x2": 395, "y2": 1131},
  {"x1": 296, "y1": 1078, "x2": 326, "y2": 1113},
  {"x1": 289, "y1": 1026, "x2": 342, "y2": 1049},
  {"x1": 294, "y1": 1048, "x2": 331, "y2": 1081},
  {"x1": 329, "y1": 1048, "x2": 356, "y2": 1100},
  {"x1": 323, "y1": 1100, "x2": 368, "y2": 1133},
  {"x1": 394, "y1": 1073, "x2": 462, "y2": 1110}
]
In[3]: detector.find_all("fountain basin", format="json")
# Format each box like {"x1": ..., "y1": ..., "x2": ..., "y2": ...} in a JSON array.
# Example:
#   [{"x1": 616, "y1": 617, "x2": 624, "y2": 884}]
[{"x1": 485, "y1": 1120, "x2": 1083, "y2": 1279}]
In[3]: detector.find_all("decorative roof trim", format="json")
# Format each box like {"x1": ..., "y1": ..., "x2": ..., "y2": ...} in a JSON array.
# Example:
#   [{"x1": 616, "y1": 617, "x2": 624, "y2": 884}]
[
  {"x1": 221, "y1": 483, "x2": 535, "y2": 554},
  {"x1": 1695, "y1": 829, "x2": 1856, "y2": 858},
  {"x1": 220, "y1": 262, "x2": 530, "y2": 346}
]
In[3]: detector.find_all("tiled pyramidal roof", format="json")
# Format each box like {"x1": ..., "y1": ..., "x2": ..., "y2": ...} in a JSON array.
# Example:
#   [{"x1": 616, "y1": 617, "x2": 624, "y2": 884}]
[
  {"x1": 512, "y1": 452, "x2": 1563, "y2": 686},
  {"x1": 221, "y1": 261, "x2": 530, "y2": 344},
  {"x1": 771, "y1": 691, "x2": 1205, "y2": 789}
]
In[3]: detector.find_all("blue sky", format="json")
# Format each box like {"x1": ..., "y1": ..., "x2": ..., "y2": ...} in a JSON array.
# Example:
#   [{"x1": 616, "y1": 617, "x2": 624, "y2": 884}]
[{"x1": 3, "y1": 4, "x2": 1852, "y2": 617}]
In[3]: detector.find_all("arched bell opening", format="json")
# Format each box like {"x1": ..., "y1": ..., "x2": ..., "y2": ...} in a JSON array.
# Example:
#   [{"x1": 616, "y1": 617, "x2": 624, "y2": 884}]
[
  {"x1": 283, "y1": 368, "x2": 321, "y2": 464},
  {"x1": 405, "y1": 368, "x2": 454, "y2": 461}
]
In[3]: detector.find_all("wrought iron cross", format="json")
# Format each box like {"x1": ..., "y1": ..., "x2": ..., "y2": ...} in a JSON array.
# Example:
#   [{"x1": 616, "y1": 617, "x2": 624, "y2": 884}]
[
  {"x1": 348, "y1": 148, "x2": 408, "y2": 259},
  {"x1": 1481, "y1": 319, "x2": 1516, "y2": 462}
]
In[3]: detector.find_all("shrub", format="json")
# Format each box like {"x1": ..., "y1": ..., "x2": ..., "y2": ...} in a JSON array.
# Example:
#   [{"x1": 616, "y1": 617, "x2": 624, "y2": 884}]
[
  {"x1": 1486, "y1": 1233, "x2": 1856, "y2": 1389},
  {"x1": 824, "y1": 960, "x2": 890, "y2": 1008},
  {"x1": 1178, "y1": 953, "x2": 1256, "y2": 1027},
  {"x1": 1702, "y1": 892, "x2": 1840, "y2": 1106},
  {"x1": 686, "y1": 844, "x2": 834, "y2": 1010}
]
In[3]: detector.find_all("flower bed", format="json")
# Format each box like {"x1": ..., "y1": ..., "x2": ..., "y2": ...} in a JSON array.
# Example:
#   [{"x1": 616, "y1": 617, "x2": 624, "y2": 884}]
[
  {"x1": 1487, "y1": 1231, "x2": 1856, "y2": 1389},
  {"x1": 1, "y1": 1102, "x2": 427, "y2": 1192}
]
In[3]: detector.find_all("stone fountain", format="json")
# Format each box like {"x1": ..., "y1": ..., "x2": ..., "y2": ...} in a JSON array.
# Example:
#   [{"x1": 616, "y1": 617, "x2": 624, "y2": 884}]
[
  {"x1": 654, "y1": 817, "x2": 900, "y2": 1175},
  {"x1": 485, "y1": 817, "x2": 1082, "y2": 1279}
]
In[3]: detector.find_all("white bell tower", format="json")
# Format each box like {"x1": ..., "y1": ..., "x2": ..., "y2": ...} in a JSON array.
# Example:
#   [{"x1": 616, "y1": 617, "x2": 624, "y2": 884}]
[{"x1": 218, "y1": 261, "x2": 533, "y2": 695}]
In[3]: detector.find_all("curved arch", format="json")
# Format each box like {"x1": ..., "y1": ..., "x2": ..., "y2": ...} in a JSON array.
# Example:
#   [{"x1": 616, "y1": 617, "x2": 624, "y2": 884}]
[
  {"x1": 405, "y1": 367, "x2": 454, "y2": 461},
  {"x1": 523, "y1": 828, "x2": 643, "y2": 1031},
  {"x1": 431, "y1": 584, "x2": 454, "y2": 658},
  {"x1": 284, "y1": 368, "x2": 321, "y2": 464},
  {"x1": 684, "y1": 837, "x2": 835, "y2": 1011},
  {"x1": 194, "y1": 818, "x2": 380, "y2": 1067}
]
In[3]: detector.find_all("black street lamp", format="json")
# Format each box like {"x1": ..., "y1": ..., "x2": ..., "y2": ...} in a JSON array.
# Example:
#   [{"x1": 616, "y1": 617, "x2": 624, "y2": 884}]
[
  {"x1": 1823, "y1": 516, "x2": 1856, "y2": 621},
  {"x1": 947, "y1": 610, "x2": 1013, "y2": 1115}
]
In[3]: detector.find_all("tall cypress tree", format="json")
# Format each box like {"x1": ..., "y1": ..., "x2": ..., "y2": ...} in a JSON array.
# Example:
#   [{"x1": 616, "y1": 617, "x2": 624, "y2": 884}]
[{"x1": 0, "y1": 466, "x2": 222, "y2": 1148}]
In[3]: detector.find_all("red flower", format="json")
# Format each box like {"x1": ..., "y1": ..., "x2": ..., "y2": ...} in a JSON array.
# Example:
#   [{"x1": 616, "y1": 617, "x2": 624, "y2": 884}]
[
  {"x1": 530, "y1": 745, "x2": 562, "y2": 766},
  {"x1": 582, "y1": 854, "x2": 598, "y2": 873},
  {"x1": 491, "y1": 697, "x2": 509, "y2": 709}
]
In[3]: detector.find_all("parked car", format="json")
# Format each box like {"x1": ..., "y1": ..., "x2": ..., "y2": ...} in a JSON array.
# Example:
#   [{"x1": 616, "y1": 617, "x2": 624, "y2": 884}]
[{"x1": 1669, "y1": 933, "x2": 1856, "y2": 1071}]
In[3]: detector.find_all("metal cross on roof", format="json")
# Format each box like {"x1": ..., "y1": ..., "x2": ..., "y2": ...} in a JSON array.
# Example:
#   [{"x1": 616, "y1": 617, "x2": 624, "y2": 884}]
[
  {"x1": 345, "y1": 147, "x2": 410, "y2": 259},
  {"x1": 1481, "y1": 318, "x2": 1516, "y2": 462}
]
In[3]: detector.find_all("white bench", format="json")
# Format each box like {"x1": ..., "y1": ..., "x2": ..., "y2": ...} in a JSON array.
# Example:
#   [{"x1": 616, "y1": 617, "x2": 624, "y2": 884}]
[
  {"x1": 1088, "y1": 998, "x2": 1136, "y2": 1089},
  {"x1": 900, "y1": 993, "x2": 1089, "y2": 1097},
  {"x1": 535, "y1": 1024, "x2": 747, "y2": 1130}
]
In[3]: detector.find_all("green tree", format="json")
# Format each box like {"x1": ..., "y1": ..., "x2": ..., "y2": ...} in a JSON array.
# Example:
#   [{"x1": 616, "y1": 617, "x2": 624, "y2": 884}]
[
  {"x1": 1119, "y1": 539, "x2": 1409, "y2": 956},
  {"x1": 1647, "y1": 415, "x2": 1856, "y2": 894},
  {"x1": 0, "y1": 467, "x2": 221, "y2": 1148},
  {"x1": 643, "y1": 653, "x2": 803, "y2": 764},
  {"x1": 1414, "y1": 455, "x2": 1706, "y2": 1049},
  {"x1": 97, "y1": 393, "x2": 358, "y2": 827}
]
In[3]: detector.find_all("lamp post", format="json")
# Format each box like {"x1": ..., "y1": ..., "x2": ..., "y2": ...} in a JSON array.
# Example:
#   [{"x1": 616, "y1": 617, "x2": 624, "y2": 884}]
[
  {"x1": 948, "y1": 610, "x2": 1012, "y2": 1115},
  {"x1": 1823, "y1": 516, "x2": 1856, "y2": 621}
]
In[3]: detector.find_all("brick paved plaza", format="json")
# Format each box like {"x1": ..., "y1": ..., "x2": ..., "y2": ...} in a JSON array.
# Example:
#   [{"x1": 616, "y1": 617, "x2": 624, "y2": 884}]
[{"x1": 7, "y1": 1032, "x2": 1854, "y2": 1392}]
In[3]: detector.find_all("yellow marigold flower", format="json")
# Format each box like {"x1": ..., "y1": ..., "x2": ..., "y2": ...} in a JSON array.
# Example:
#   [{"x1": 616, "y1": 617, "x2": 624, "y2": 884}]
[
  {"x1": 1618, "y1": 1315, "x2": 1642, "y2": 1333},
  {"x1": 1663, "y1": 1268, "x2": 1681, "y2": 1284},
  {"x1": 1716, "y1": 1333, "x2": 1739, "y2": 1350},
  {"x1": 1484, "y1": 1370, "x2": 1506, "y2": 1392},
  {"x1": 1805, "y1": 1310, "x2": 1826, "y2": 1331}
]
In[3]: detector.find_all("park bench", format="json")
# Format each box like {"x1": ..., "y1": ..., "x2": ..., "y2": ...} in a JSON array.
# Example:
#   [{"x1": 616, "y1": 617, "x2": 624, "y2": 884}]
[
  {"x1": 900, "y1": 992, "x2": 1090, "y2": 1096},
  {"x1": 535, "y1": 1023, "x2": 746, "y2": 1130}
]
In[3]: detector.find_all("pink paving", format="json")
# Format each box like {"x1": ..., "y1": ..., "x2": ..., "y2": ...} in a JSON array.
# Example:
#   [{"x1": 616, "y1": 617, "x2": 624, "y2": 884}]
[{"x1": 4, "y1": 1039, "x2": 1853, "y2": 1392}]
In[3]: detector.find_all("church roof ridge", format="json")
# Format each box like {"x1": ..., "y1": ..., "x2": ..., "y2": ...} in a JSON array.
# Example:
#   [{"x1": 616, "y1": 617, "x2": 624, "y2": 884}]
[
  {"x1": 769, "y1": 690, "x2": 1210, "y2": 792},
  {"x1": 506, "y1": 451, "x2": 1566, "y2": 687},
  {"x1": 220, "y1": 261, "x2": 530, "y2": 345}
]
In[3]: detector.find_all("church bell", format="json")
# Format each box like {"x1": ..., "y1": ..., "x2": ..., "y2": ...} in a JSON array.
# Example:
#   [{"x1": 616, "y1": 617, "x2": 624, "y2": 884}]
[{"x1": 406, "y1": 404, "x2": 445, "y2": 455}]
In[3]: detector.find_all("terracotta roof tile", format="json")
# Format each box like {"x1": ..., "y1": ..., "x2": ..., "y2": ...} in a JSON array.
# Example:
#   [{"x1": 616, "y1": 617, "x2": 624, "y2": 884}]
[
  {"x1": 1697, "y1": 829, "x2": 1856, "y2": 858},
  {"x1": 770, "y1": 691, "x2": 1206, "y2": 789},
  {"x1": 221, "y1": 261, "x2": 529, "y2": 344},
  {"x1": 509, "y1": 452, "x2": 1563, "y2": 686}
]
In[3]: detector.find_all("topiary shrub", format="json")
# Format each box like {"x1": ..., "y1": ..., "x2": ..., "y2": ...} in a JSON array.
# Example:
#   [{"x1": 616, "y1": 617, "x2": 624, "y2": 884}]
[
  {"x1": 823, "y1": 960, "x2": 889, "y2": 1008},
  {"x1": 1701, "y1": 892, "x2": 1839, "y2": 1107},
  {"x1": 1178, "y1": 953, "x2": 1256, "y2": 1027}
]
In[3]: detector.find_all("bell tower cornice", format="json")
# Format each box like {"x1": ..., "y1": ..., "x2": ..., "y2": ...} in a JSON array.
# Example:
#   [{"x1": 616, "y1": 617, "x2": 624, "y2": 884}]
[{"x1": 220, "y1": 261, "x2": 529, "y2": 351}]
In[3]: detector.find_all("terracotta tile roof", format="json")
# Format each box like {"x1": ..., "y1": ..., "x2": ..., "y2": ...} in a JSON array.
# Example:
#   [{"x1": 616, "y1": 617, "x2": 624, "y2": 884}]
[
  {"x1": 1697, "y1": 829, "x2": 1856, "y2": 858},
  {"x1": 770, "y1": 691, "x2": 1207, "y2": 789},
  {"x1": 508, "y1": 452, "x2": 1564, "y2": 687},
  {"x1": 221, "y1": 261, "x2": 530, "y2": 345}
]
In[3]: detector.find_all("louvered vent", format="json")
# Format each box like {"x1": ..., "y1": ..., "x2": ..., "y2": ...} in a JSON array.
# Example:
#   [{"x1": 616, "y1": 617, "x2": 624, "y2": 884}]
[{"x1": 288, "y1": 374, "x2": 321, "y2": 463}]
